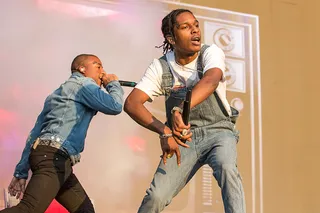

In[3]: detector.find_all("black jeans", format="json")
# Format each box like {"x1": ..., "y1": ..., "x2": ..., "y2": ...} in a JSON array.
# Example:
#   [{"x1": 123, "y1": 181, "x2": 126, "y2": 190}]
[{"x1": 2, "y1": 145, "x2": 94, "y2": 213}]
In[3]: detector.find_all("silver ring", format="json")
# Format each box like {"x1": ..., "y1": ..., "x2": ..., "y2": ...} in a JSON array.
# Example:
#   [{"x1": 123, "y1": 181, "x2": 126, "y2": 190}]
[{"x1": 182, "y1": 129, "x2": 188, "y2": 136}]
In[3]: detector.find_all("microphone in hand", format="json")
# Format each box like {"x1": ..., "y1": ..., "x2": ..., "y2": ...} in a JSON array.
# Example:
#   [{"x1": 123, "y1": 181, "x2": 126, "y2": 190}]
[{"x1": 119, "y1": 80, "x2": 137, "y2": 87}]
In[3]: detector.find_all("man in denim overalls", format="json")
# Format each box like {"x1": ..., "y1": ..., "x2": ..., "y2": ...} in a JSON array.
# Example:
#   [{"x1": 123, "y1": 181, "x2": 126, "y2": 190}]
[{"x1": 124, "y1": 9, "x2": 246, "y2": 213}]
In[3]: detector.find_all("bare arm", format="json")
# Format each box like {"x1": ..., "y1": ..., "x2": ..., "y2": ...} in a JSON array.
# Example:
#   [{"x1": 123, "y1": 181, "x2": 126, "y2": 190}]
[
  {"x1": 124, "y1": 88, "x2": 172, "y2": 135},
  {"x1": 124, "y1": 88, "x2": 189, "y2": 165},
  {"x1": 190, "y1": 67, "x2": 223, "y2": 108}
]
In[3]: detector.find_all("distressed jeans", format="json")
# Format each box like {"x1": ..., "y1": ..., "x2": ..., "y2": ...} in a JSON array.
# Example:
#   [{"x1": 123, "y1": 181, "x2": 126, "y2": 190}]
[{"x1": 138, "y1": 127, "x2": 246, "y2": 213}]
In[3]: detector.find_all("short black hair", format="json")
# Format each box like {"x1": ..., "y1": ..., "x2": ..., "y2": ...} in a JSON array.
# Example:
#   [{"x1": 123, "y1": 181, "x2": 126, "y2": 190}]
[
  {"x1": 71, "y1": 54, "x2": 97, "y2": 73},
  {"x1": 157, "y1": 9, "x2": 193, "y2": 54}
]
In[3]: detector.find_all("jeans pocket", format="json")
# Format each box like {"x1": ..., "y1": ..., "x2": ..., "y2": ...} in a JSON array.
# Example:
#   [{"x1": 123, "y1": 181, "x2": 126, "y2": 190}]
[
  {"x1": 230, "y1": 106, "x2": 239, "y2": 124},
  {"x1": 29, "y1": 148, "x2": 47, "y2": 171},
  {"x1": 233, "y1": 129, "x2": 240, "y2": 143}
]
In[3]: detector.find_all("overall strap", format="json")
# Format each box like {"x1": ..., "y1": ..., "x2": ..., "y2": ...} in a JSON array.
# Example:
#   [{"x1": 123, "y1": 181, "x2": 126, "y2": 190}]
[
  {"x1": 159, "y1": 55, "x2": 173, "y2": 96},
  {"x1": 196, "y1": 44, "x2": 210, "y2": 79},
  {"x1": 196, "y1": 44, "x2": 230, "y2": 117},
  {"x1": 159, "y1": 45, "x2": 230, "y2": 118}
]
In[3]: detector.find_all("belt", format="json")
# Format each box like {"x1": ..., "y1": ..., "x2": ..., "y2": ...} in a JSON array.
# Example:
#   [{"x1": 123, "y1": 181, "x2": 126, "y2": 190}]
[
  {"x1": 33, "y1": 138, "x2": 81, "y2": 165},
  {"x1": 38, "y1": 139, "x2": 64, "y2": 150}
]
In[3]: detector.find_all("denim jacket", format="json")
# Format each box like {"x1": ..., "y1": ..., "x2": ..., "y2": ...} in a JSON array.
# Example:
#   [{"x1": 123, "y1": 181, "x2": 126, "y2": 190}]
[{"x1": 14, "y1": 72, "x2": 124, "y2": 179}]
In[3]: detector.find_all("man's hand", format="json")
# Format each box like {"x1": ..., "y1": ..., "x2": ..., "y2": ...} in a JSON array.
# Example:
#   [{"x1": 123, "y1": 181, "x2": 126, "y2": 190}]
[
  {"x1": 161, "y1": 136, "x2": 189, "y2": 166},
  {"x1": 171, "y1": 110, "x2": 193, "y2": 142},
  {"x1": 100, "y1": 71, "x2": 119, "y2": 87},
  {"x1": 8, "y1": 177, "x2": 26, "y2": 199}
]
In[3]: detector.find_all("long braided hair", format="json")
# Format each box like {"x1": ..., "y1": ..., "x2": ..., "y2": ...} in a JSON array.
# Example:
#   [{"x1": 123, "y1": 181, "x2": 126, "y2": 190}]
[{"x1": 156, "y1": 9, "x2": 193, "y2": 54}]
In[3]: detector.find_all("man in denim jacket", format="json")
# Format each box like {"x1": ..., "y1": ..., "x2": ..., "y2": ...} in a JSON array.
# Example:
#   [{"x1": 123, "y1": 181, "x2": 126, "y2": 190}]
[
  {"x1": 124, "y1": 9, "x2": 246, "y2": 213},
  {"x1": 2, "y1": 54, "x2": 124, "y2": 213}
]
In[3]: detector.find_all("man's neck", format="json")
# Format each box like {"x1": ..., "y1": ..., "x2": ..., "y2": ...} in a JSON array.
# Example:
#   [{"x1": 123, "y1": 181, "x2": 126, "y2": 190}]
[{"x1": 174, "y1": 51, "x2": 198, "y2": 65}]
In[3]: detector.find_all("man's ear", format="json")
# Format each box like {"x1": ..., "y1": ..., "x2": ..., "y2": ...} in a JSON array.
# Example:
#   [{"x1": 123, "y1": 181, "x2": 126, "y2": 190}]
[
  {"x1": 166, "y1": 35, "x2": 175, "y2": 45},
  {"x1": 78, "y1": 66, "x2": 85, "y2": 74}
]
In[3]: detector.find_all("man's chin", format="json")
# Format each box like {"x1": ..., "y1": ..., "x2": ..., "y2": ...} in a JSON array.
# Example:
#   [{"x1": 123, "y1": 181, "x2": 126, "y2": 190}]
[
  {"x1": 186, "y1": 47, "x2": 201, "y2": 55},
  {"x1": 193, "y1": 45, "x2": 201, "y2": 52}
]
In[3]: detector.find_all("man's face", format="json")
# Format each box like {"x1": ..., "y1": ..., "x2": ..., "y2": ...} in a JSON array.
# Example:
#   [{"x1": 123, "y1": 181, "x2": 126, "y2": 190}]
[
  {"x1": 171, "y1": 12, "x2": 201, "y2": 54},
  {"x1": 83, "y1": 56, "x2": 104, "y2": 86}
]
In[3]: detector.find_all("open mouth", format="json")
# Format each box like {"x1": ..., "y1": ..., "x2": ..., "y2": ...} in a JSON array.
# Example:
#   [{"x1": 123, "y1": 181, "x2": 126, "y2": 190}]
[{"x1": 191, "y1": 36, "x2": 201, "y2": 45}]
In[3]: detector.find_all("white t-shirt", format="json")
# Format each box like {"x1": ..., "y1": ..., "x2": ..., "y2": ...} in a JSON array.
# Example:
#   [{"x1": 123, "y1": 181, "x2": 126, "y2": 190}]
[{"x1": 136, "y1": 44, "x2": 231, "y2": 115}]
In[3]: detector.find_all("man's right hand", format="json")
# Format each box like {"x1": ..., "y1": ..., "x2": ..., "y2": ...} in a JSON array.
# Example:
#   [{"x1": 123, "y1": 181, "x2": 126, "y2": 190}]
[
  {"x1": 100, "y1": 71, "x2": 119, "y2": 86},
  {"x1": 8, "y1": 177, "x2": 26, "y2": 199},
  {"x1": 171, "y1": 110, "x2": 192, "y2": 142},
  {"x1": 161, "y1": 136, "x2": 189, "y2": 166}
]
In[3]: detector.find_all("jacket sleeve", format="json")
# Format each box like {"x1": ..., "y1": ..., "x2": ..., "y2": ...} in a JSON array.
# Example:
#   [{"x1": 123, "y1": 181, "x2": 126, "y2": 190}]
[
  {"x1": 13, "y1": 110, "x2": 45, "y2": 179},
  {"x1": 81, "y1": 79, "x2": 124, "y2": 115}
]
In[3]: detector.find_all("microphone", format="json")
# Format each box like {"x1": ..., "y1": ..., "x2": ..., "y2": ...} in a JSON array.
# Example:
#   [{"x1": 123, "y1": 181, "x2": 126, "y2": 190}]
[
  {"x1": 119, "y1": 80, "x2": 137, "y2": 87},
  {"x1": 181, "y1": 89, "x2": 192, "y2": 143},
  {"x1": 182, "y1": 89, "x2": 192, "y2": 126}
]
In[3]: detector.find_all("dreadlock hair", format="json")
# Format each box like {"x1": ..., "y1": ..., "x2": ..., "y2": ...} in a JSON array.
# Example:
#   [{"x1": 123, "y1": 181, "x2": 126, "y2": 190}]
[
  {"x1": 156, "y1": 9, "x2": 193, "y2": 55},
  {"x1": 70, "y1": 54, "x2": 97, "y2": 73}
]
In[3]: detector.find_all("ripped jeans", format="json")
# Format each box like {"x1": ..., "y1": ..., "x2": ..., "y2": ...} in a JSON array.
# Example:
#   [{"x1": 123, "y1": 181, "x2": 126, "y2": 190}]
[{"x1": 138, "y1": 127, "x2": 246, "y2": 213}]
